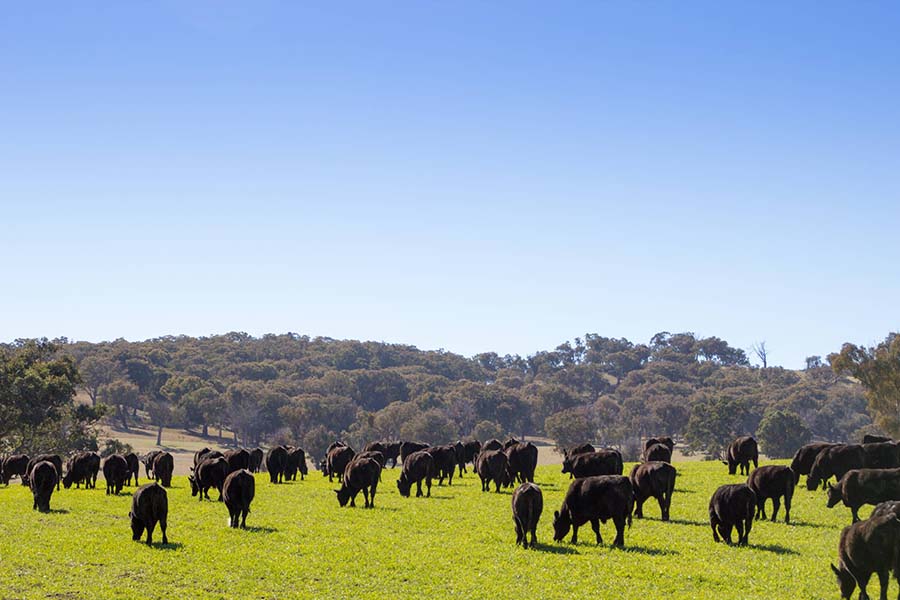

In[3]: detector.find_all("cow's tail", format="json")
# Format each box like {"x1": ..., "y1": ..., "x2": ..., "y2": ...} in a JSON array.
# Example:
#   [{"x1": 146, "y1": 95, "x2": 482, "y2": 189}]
[
  {"x1": 627, "y1": 493, "x2": 634, "y2": 528},
  {"x1": 667, "y1": 468, "x2": 677, "y2": 514}
]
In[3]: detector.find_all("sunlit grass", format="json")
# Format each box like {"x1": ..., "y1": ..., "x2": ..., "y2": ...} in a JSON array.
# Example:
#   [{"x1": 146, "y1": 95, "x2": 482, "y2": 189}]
[{"x1": 0, "y1": 460, "x2": 865, "y2": 599}]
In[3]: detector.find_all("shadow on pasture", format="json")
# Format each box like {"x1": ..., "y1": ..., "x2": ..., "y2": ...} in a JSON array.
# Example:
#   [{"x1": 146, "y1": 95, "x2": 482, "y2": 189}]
[
  {"x1": 786, "y1": 520, "x2": 833, "y2": 530},
  {"x1": 244, "y1": 526, "x2": 277, "y2": 534},
  {"x1": 47, "y1": 508, "x2": 69, "y2": 514},
  {"x1": 661, "y1": 517, "x2": 708, "y2": 527},
  {"x1": 673, "y1": 488, "x2": 695, "y2": 494},
  {"x1": 614, "y1": 544, "x2": 678, "y2": 556},
  {"x1": 155, "y1": 542, "x2": 184, "y2": 551},
  {"x1": 533, "y1": 543, "x2": 578, "y2": 555},
  {"x1": 744, "y1": 543, "x2": 799, "y2": 555}
]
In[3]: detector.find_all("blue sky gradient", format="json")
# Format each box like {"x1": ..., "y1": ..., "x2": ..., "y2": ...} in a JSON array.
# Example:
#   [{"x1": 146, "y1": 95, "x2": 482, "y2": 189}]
[{"x1": 2, "y1": 2, "x2": 899, "y2": 367}]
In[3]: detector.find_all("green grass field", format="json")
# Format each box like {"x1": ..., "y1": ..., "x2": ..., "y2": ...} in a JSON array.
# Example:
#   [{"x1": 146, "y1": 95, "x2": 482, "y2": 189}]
[{"x1": 0, "y1": 461, "x2": 868, "y2": 599}]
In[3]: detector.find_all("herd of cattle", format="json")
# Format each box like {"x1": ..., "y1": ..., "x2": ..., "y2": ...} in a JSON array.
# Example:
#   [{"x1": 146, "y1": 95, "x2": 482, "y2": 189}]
[{"x1": 5, "y1": 433, "x2": 900, "y2": 598}]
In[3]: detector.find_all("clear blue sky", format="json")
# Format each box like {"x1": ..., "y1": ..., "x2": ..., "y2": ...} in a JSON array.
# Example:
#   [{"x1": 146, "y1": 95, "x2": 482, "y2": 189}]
[{"x1": 2, "y1": 2, "x2": 899, "y2": 368}]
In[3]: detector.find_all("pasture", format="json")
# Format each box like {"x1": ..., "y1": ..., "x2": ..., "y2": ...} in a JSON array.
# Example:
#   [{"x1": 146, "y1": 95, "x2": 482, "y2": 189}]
[{"x1": 0, "y1": 461, "x2": 863, "y2": 599}]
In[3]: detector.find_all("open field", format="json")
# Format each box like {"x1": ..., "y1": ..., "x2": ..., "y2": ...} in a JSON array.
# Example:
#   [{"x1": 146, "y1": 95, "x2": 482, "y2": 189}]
[{"x1": 0, "y1": 461, "x2": 862, "y2": 600}]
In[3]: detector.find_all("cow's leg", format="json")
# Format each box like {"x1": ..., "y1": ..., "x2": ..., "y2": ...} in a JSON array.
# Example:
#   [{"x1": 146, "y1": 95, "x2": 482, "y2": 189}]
[
  {"x1": 494, "y1": 479, "x2": 501, "y2": 493},
  {"x1": 735, "y1": 520, "x2": 745, "y2": 545},
  {"x1": 857, "y1": 572, "x2": 871, "y2": 600},
  {"x1": 720, "y1": 523, "x2": 733, "y2": 544},
  {"x1": 515, "y1": 517, "x2": 524, "y2": 546},
  {"x1": 852, "y1": 507, "x2": 860, "y2": 523},
  {"x1": 711, "y1": 517, "x2": 720, "y2": 542},
  {"x1": 591, "y1": 518, "x2": 602, "y2": 545},
  {"x1": 146, "y1": 522, "x2": 155, "y2": 546},
  {"x1": 241, "y1": 509, "x2": 248, "y2": 529},
  {"x1": 529, "y1": 522, "x2": 538, "y2": 549},
  {"x1": 570, "y1": 524, "x2": 579, "y2": 545},
  {"x1": 426, "y1": 478, "x2": 431, "y2": 497},
  {"x1": 783, "y1": 491, "x2": 792, "y2": 524},
  {"x1": 656, "y1": 495, "x2": 667, "y2": 520},
  {"x1": 877, "y1": 569, "x2": 889, "y2": 600},
  {"x1": 635, "y1": 497, "x2": 644, "y2": 519},
  {"x1": 612, "y1": 515, "x2": 626, "y2": 546},
  {"x1": 771, "y1": 497, "x2": 781, "y2": 523}
]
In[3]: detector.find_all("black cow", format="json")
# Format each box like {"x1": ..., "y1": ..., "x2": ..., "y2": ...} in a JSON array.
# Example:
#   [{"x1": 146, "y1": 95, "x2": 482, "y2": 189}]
[
  {"x1": 512, "y1": 482, "x2": 543, "y2": 549},
  {"x1": 644, "y1": 443, "x2": 672, "y2": 463},
  {"x1": 1, "y1": 454, "x2": 29, "y2": 485},
  {"x1": 24, "y1": 454, "x2": 62, "y2": 490},
  {"x1": 724, "y1": 436, "x2": 759, "y2": 476},
  {"x1": 130, "y1": 482, "x2": 169, "y2": 546},
  {"x1": 29, "y1": 461, "x2": 58, "y2": 512},
  {"x1": 831, "y1": 510, "x2": 900, "y2": 600},
  {"x1": 265, "y1": 446, "x2": 289, "y2": 484},
  {"x1": 747, "y1": 465, "x2": 795, "y2": 524},
  {"x1": 326, "y1": 445, "x2": 356, "y2": 483},
  {"x1": 224, "y1": 448, "x2": 251, "y2": 474},
  {"x1": 790, "y1": 442, "x2": 836, "y2": 486},
  {"x1": 399, "y1": 441, "x2": 430, "y2": 463},
  {"x1": 285, "y1": 447, "x2": 308, "y2": 480},
  {"x1": 103, "y1": 454, "x2": 129, "y2": 495},
  {"x1": 460, "y1": 440, "x2": 482, "y2": 475},
  {"x1": 142, "y1": 450, "x2": 163, "y2": 479},
  {"x1": 863, "y1": 434, "x2": 893, "y2": 444},
  {"x1": 809, "y1": 443, "x2": 900, "y2": 491},
  {"x1": 476, "y1": 449, "x2": 511, "y2": 493},
  {"x1": 645, "y1": 436, "x2": 675, "y2": 452},
  {"x1": 424, "y1": 445, "x2": 456, "y2": 486},
  {"x1": 124, "y1": 452, "x2": 140, "y2": 486},
  {"x1": 63, "y1": 452, "x2": 100, "y2": 489},
  {"x1": 193, "y1": 447, "x2": 224, "y2": 468},
  {"x1": 629, "y1": 461, "x2": 676, "y2": 521},
  {"x1": 190, "y1": 456, "x2": 228, "y2": 501},
  {"x1": 552, "y1": 475, "x2": 633, "y2": 546},
  {"x1": 223, "y1": 469, "x2": 255, "y2": 529},
  {"x1": 397, "y1": 450, "x2": 435, "y2": 498},
  {"x1": 827, "y1": 468, "x2": 900, "y2": 523},
  {"x1": 356, "y1": 451, "x2": 386, "y2": 471},
  {"x1": 336, "y1": 457, "x2": 381, "y2": 508},
  {"x1": 249, "y1": 448, "x2": 264, "y2": 473},
  {"x1": 570, "y1": 450, "x2": 623, "y2": 479},
  {"x1": 506, "y1": 442, "x2": 538, "y2": 484},
  {"x1": 326, "y1": 441, "x2": 347, "y2": 454},
  {"x1": 152, "y1": 452, "x2": 174, "y2": 487},
  {"x1": 561, "y1": 444, "x2": 595, "y2": 478},
  {"x1": 482, "y1": 439, "x2": 503, "y2": 452},
  {"x1": 709, "y1": 484, "x2": 756, "y2": 545},
  {"x1": 365, "y1": 441, "x2": 401, "y2": 469}
]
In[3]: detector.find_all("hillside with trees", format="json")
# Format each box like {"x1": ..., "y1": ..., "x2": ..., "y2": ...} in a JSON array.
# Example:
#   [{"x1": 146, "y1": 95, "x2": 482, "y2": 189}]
[{"x1": 0, "y1": 331, "x2": 878, "y2": 461}]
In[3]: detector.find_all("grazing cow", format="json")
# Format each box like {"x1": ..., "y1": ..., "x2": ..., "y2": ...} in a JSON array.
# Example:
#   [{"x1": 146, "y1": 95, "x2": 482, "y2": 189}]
[
  {"x1": 223, "y1": 469, "x2": 255, "y2": 529},
  {"x1": 102, "y1": 454, "x2": 129, "y2": 495},
  {"x1": 142, "y1": 450, "x2": 163, "y2": 479},
  {"x1": 356, "y1": 451, "x2": 386, "y2": 470},
  {"x1": 645, "y1": 437, "x2": 675, "y2": 453},
  {"x1": 399, "y1": 441, "x2": 430, "y2": 463},
  {"x1": 827, "y1": 468, "x2": 900, "y2": 523},
  {"x1": 790, "y1": 442, "x2": 836, "y2": 486},
  {"x1": 629, "y1": 461, "x2": 677, "y2": 521},
  {"x1": 863, "y1": 434, "x2": 893, "y2": 444},
  {"x1": 365, "y1": 441, "x2": 401, "y2": 469},
  {"x1": 453, "y1": 441, "x2": 466, "y2": 477},
  {"x1": 552, "y1": 475, "x2": 633, "y2": 546},
  {"x1": 285, "y1": 447, "x2": 308, "y2": 480},
  {"x1": 249, "y1": 448, "x2": 264, "y2": 473},
  {"x1": 265, "y1": 446, "x2": 289, "y2": 484},
  {"x1": 224, "y1": 448, "x2": 251, "y2": 474},
  {"x1": 130, "y1": 482, "x2": 169, "y2": 547},
  {"x1": 562, "y1": 444, "x2": 596, "y2": 478},
  {"x1": 190, "y1": 456, "x2": 228, "y2": 501},
  {"x1": 397, "y1": 450, "x2": 435, "y2": 498},
  {"x1": 747, "y1": 465, "x2": 795, "y2": 524},
  {"x1": 506, "y1": 442, "x2": 538, "y2": 484},
  {"x1": 476, "y1": 449, "x2": 511, "y2": 493},
  {"x1": 424, "y1": 445, "x2": 456, "y2": 486},
  {"x1": 482, "y1": 439, "x2": 503, "y2": 452},
  {"x1": 724, "y1": 436, "x2": 759, "y2": 476},
  {"x1": 336, "y1": 457, "x2": 381, "y2": 508},
  {"x1": 1, "y1": 454, "x2": 29, "y2": 485},
  {"x1": 462, "y1": 440, "x2": 482, "y2": 472},
  {"x1": 644, "y1": 443, "x2": 672, "y2": 463},
  {"x1": 808, "y1": 443, "x2": 900, "y2": 491},
  {"x1": 326, "y1": 445, "x2": 356, "y2": 483},
  {"x1": 708, "y1": 484, "x2": 756, "y2": 545},
  {"x1": 512, "y1": 482, "x2": 543, "y2": 549},
  {"x1": 63, "y1": 452, "x2": 101, "y2": 489},
  {"x1": 24, "y1": 454, "x2": 62, "y2": 490},
  {"x1": 124, "y1": 452, "x2": 140, "y2": 486},
  {"x1": 831, "y1": 511, "x2": 900, "y2": 600},
  {"x1": 29, "y1": 461, "x2": 58, "y2": 512},
  {"x1": 152, "y1": 452, "x2": 174, "y2": 487},
  {"x1": 570, "y1": 450, "x2": 623, "y2": 479},
  {"x1": 193, "y1": 448, "x2": 224, "y2": 468}
]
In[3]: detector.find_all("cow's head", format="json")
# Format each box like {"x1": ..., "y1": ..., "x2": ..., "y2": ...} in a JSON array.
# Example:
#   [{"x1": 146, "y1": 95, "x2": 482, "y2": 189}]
[
  {"x1": 831, "y1": 563, "x2": 855, "y2": 599},
  {"x1": 825, "y1": 484, "x2": 842, "y2": 508},
  {"x1": 188, "y1": 475, "x2": 198, "y2": 496},
  {"x1": 806, "y1": 471, "x2": 821, "y2": 492},
  {"x1": 552, "y1": 509, "x2": 572, "y2": 542},
  {"x1": 396, "y1": 476, "x2": 411, "y2": 498},
  {"x1": 62, "y1": 471, "x2": 74, "y2": 489},
  {"x1": 335, "y1": 487, "x2": 351, "y2": 507}
]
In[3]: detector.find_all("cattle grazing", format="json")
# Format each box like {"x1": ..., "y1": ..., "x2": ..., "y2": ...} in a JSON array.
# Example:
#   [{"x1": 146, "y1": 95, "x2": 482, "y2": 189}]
[
  {"x1": 24, "y1": 454, "x2": 62, "y2": 490},
  {"x1": 223, "y1": 469, "x2": 255, "y2": 528},
  {"x1": 365, "y1": 441, "x2": 402, "y2": 469},
  {"x1": 644, "y1": 443, "x2": 672, "y2": 463},
  {"x1": 462, "y1": 440, "x2": 482, "y2": 472},
  {"x1": 327, "y1": 441, "x2": 347, "y2": 453},
  {"x1": 570, "y1": 450, "x2": 623, "y2": 479},
  {"x1": 831, "y1": 510, "x2": 900, "y2": 600},
  {"x1": 424, "y1": 445, "x2": 456, "y2": 486},
  {"x1": 152, "y1": 452, "x2": 174, "y2": 487},
  {"x1": 552, "y1": 475, "x2": 633, "y2": 546},
  {"x1": 285, "y1": 447, "x2": 308, "y2": 480},
  {"x1": 506, "y1": 442, "x2": 538, "y2": 484},
  {"x1": 453, "y1": 441, "x2": 466, "y2": 477},
  {"x1": 808, "y1": 443, "x2": 900, "y2": 491},
  {"x1": 827, "y1": 468, "x2": 900, "y2": 523},
  {"x1": 709, "y1": 484, "x2": 756, "y2": 545},
  {"x1": 142, "y1": 450, "x2": 163, "y2": 479},
  {"x1": 336, "y1": 457, "x2": 381, "y2": 508},
  {"x1": 399, "y1": 441, "x2": 430, "y2": 463},
  {"x1": 747, "y1": 465, "x2": 795, "y2": 524},
  {"x1": 102, "y1": 454, "x2": 130, "y2": 495},
  {"x1": 265, "y1": 446, "x2": 289, "y2": 484},
  {"x1": 124, "y1": 452, "x2": 140, "y2": 486},
  {"x1": 863, "y1": 434, "x2": 893, "y2": 444},
  {"x1": 190, "y1": 456, "x2": 228, "y2": 501},
  {"x1": 629, "y1": 461, "x2": 677, "y2": 521},
  {"x1": 561, "y1": 444, "x2": 595, "y2": 478},
  {"x1": 29, "y1": 461, "x2": 58, "y2": 512},
  {"x1": 249, "y1": 447, "x2": 264, "y2": 473},
  {"x1": 193, "y1": 447, "x2": 224, "y2": 468},
  {"x1": 130, "y1": 482, "x2": 169, "y2": 546},
  {"x1": 355, "y1": 450, "x2": 386, "y2": 470},
  {"x1": 482, "y1": 439, "x2": 503, "y2": 452},
  {"x1": 224, "y1": 448, "x2": 251, "y2": 474},
  {"x1": 1, "y1": 454, "x2": 29, "y2": 485},
  {"x1": 645, "y1": 436, "x2": 675, "y2": 453},
  {"x1": 724, "y1": 436, "x2": 759, "y2": 476},
  {"x1": 512, "y1": 482, "x2": 543, "y2": 549},
  {"x1": 326, "y1": 445, "x2": 356, "y2": 483},
  {"x1": 789, "y1": 442, "x2": 836, "y2": 486},
  {"x1": 63, "y1": 452, "x2": 101, "y2": 489},
  {"x1": 397, "y1": 450, "x2": 435, "y2": 498},
  {"x1": 476, "y1": 449, "x2": 511, "y2": 493}
]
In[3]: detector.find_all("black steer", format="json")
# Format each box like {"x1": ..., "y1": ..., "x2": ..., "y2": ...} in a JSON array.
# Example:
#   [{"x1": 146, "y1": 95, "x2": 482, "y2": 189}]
[
  {"x1": 190, "y1": 457, "x2": 228, "y2": 501},
  {"x1": 102, "y1": 454, "x2": 129, "y2": 495},
  {"x1": 747, "y1": 465, "x2": 795, "y2": 524},
  {"x1": 827, "y1": 468, "x2": 900, "y2": 523},
  {"x1": 831, "y1": 510, "x2": 900, "y2": 600},
  {"x1": 709, "y1": 483, "x2": 755, "y2": 545},
  {"x1": 130, "y1": 482, "x2": 169, "y2": 547},
  {"x1": 512, "y1": 482, "x2": 543, "y2": 549},
  {"x1": 336, "y1": 457, "x2": 381, "y2": 508},
  {"x1": 397, "y1": 450, "x2": 434, "y2": 498},
  {"x1": 223, "y1": 469, "x2": 255, "y2": 528},
  {"x1": 552, "y1": 475, "x2": 633, "y2": 546},
  {"x1": 629, "y1": 461, "x2": 676, "y2": 521},
  {"x1": 29, "y1": 461, "x2": 58, "y2": 512},
  {"x1": 724, "y1": 436, "x2": 758, "y2": 476}
]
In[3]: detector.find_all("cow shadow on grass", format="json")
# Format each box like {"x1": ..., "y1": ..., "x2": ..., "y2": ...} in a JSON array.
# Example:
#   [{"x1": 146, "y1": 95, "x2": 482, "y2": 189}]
[
  {"x1": 155, "y1": 542, "x2": 184, "y2": 551},
  {"x1": 786, "y1": 520, "x2": 833, "y2": 530},
  {"x1": 614, "y1": 544, "x2": 678, "y2": 556},
  {"x1": 532, "y1": 543, "x2": 578, "y2": 555},
  {"x1": 748, "y1": 543, "x2": 799, "y2": 555},
  {"x1": 658, "y1": 517, "x2": 708, "y2": 527},
  {"x1": 47, "y1": 508, "x2": 69, "y2": 514},
  {"x1": 244, "y1": 526, "x2": 277, "y2": 534}
]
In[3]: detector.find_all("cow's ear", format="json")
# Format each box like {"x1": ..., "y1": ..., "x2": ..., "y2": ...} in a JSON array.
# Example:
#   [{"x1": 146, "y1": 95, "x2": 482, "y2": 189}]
[
  {"x1": 830, "y1": 564, "x2": 840, "y2": 577},
  {"x1": 554, "y1": 510, "x2": 559, "y2": 519},
  {"x1": 721, "y1": 461, "x2": 728, "y2": 466},
  {"x1": 334, "y1": 490, "x2": 340, "y2": 495}
]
